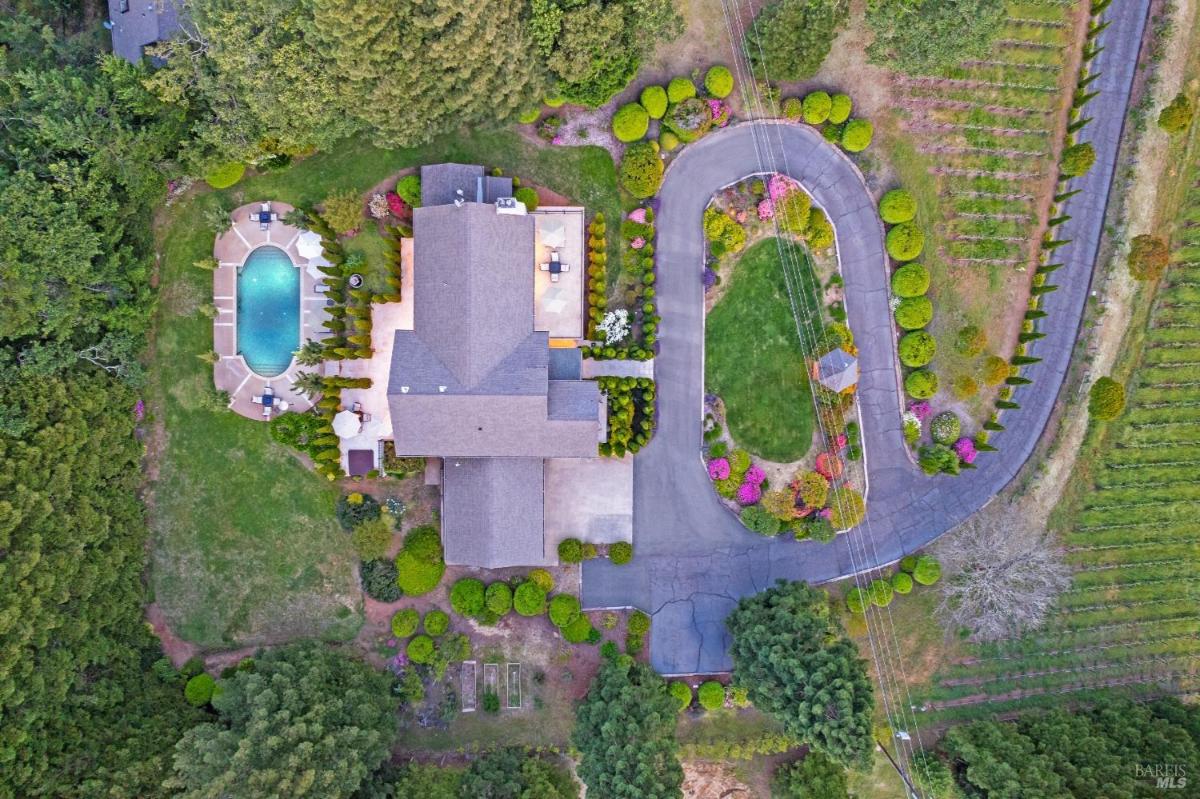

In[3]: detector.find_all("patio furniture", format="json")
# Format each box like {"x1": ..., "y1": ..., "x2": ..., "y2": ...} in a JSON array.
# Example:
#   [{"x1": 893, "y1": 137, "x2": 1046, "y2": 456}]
[
  {"x1": 550, "y1": 273, "x2": 560, "y2": 283},
  {"x1": 314, "y1": 283, "x2": 331, "y2": 293},
  {"x1": 277, "y1": 400, "x2": 290, "y2": 412},
  {"x1": 251, "y1": 395, "x2": 264, "y2": 404},
  {"x1": 361, "y1": 412, "x2": 372, "y2": 423},
  {"x1": 351, "y1": 401, "x2": 363, "y2": 413},
  {"x1": 261, "y1": 403, "x2": 272, "y2": 418}
]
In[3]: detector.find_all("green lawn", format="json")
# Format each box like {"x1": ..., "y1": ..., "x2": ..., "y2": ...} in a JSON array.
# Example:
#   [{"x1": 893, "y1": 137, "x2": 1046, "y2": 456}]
[
  {"x1": 149, "y1": 131, "x2": 620, "y2": 648},
  {"x1": 706, "y1": 238, "x2": 821, "y2": 462}
]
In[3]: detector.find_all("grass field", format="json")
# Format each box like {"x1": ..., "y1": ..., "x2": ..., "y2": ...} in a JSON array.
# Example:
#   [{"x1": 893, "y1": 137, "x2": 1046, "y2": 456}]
[
  {"x1": 705, "y1": 238, "x2": 821, "y2": 462},
  {"x1": 149, "y1": 132, "x2": 620, "y2": 648},
  {"x1": 909, "y1": 168, "x2": 1200, "y2": 727}
]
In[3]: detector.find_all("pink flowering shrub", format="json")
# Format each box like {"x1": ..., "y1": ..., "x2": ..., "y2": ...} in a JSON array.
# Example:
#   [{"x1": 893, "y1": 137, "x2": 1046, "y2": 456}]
[
  {"x1": 708, "y1": 458, "x2": 731, "y2": 480},
  {"x1": 735, "y1": 209, "x2": 748, "y2": 224},
  {"x1": 819, "y1": 507, "x2": 833, "y2": 520},
  {"x1": 768, "y1": 173, "x2": 797, "y2": 201},
  {"x1": 707, "y1": 99, "x2": 730, "y2": 127},
  {"x1": 835, "y1": 433, "x2": 848, "y2": 450},
  {"x1": 627, "y1": 207, "x2": 647, "y2": 223},
  {"x1": 386, "y1": 191, "x2": 410, "y2": 219},
  {"x1": 134, "y1": 399, "x2": 145, "y2": 420},
  {"x1": 736, "y1": 482, "x2": 762, "y2": 505},
  {"x1": 908, "y1": 400, "x2": 933, "y2": 421},
  {"x1": 757, "y1": 199, "x2": 774, "y2": 220},
  {"x1": 744, "y1": 465, "x2": 766, "y2": 485},
  {"x1": 953, "y1": 437, "x2": 978, "y2": 464},
  {"x1": 630, "y1": 236, "x2": 646, "y2": 250}
]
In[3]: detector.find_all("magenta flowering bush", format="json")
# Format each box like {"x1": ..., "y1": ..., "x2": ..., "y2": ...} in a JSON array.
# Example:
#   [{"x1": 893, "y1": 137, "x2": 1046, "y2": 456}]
[
  {"x1": 744, "y1": 465, "x2": 766, "y2": 485},
  {"x1": 757, "y1": 199, "x2": 774, "y2": 220},
  {"x1": 708, "y1": 457, "x2": 731, "y2": 480},
  {"x1": 627, "y1": 207, "x2": 647, "y2": 223},
  {"x1": 707, "y1": 99, "x2": 730, "y2": 127},
  {"x1": 835, "y1": 433, "x2": 848, "y2": 450},
  {"x1": 819, "y1": 507, "x2": 833, "y2": 520},
  {"x1": 735, "y1": 209, "x2": 748, "y2": 224},
  {"x1": 630, "y1": 236, "x2": 646, "y2": 250},
  {"x1": 736, "y1": 482, "x2": 762, "y2": 505},
  {"x1": 908, "y1": 400, "x2": 933, "y2": 421},
  {"x1": 953, "y1": 437, "x2": 978, "y2": 464},
  {"x1": 768, "y1": 173, "x2": 797, "y2": 201},
  {"x1": 134, "y1": 399, "x2": 145, "y2": 420}
]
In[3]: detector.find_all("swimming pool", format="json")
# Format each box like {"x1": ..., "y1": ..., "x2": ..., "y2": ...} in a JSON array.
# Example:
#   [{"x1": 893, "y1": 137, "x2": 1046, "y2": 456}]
[{"x1": 237, "y1": 246, "x2": 299, "y2": 377}]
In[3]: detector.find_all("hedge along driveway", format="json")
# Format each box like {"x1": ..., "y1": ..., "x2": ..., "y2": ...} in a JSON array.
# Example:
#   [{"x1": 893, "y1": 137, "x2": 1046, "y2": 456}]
[
  {"x1": 149, "y1": 132, "x2": 621, "y2": 647},
  {"x1": 706, "y1": 237, "x2": 820, "y2": 461}
]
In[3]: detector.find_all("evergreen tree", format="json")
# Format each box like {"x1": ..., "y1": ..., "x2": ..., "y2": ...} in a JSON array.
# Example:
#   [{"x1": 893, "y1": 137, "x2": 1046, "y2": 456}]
[
  {"x1": 725, "y1": 581, "x2": 874, "y2": 766},
  {"x1": 572, "y1": 659, "x2": 683, "y2": 799},
  {"x1": 459, "y1": 748, "x2": 578, "y2": 798},
  {"x1": 746, "y1": 0, "x2": 848, "y2": 82}
]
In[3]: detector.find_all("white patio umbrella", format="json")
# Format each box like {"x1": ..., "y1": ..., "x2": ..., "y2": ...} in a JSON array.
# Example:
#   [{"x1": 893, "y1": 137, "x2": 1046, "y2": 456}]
[
  {"x1": 332, "y1": 409, "x2": 362, "y2": 439},
  {"x1": 539, "y1": 216, "x2": 567, "y2": 249},
  {"x1": 296, "y1": 230, "x2": 324, "y2": 259},
  {"x1": 542, "y1": 286, "x2": 569, "y2": 315}
]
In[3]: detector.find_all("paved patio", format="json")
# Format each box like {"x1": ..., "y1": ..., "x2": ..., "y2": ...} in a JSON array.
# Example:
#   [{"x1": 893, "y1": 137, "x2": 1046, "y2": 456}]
[
  {"x1": 211, "y1": 201, "x2": 322, "y2": 420},
  {"x1": 543, "y1": 456, "x2": 634, "y2": 554},
  {"x1": 533, "y1": 208, "x2": 585, "y2": 342}
]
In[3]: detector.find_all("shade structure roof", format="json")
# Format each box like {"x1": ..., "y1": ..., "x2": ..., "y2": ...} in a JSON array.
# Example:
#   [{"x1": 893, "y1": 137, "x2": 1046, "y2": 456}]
[
  {"x1": 539, "y1": 216, "x2": 566, "y2": 249},
  {"x1": 542, "y1": 286, "x2": 569, "y2": 315},
  {"x1": 332, "y1": 409, "x2": 362, "y2": 438},
  {"x1": 816, "y1": 347, "x2": 859, "y2": 392}
]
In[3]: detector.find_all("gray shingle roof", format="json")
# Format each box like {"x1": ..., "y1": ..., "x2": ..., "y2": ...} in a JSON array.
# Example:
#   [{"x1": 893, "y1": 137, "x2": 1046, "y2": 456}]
[
  {"x1": 817, "y1": 347, "x2": 859, "y2": 392},
  {"x1": 548, "y1": 348, "x2": 582, "y2": 380},
  {"x1": 420, "y1": 164, "x2": 483, "y2": 207},
  {"x1": 441, "y1": 457, "x2": 550, "y2": 568},
  {"x1": 548, "y1": 381, "x2": 601, "y2": 422},
  {"x1": 107, "y1": 0, "x2": 183, "y2": 62}
]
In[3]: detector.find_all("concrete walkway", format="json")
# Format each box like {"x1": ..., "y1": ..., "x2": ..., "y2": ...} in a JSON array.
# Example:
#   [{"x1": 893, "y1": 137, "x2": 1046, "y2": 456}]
[
  {"x1": 581, "y1": 0, "x2": 1151, "y2": 675},
  {"x1": 580, "y1": 358, "x2": 655, "y2": 379}
]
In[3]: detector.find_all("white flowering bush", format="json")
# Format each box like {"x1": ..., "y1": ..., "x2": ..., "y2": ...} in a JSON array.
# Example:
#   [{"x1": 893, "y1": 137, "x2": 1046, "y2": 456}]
[
  {"x1": 368, "y1": 193, "x2": 389, "y2": 220},
  {"x1": 596, "y1": 309, "x2": 631, "y2": 345}
]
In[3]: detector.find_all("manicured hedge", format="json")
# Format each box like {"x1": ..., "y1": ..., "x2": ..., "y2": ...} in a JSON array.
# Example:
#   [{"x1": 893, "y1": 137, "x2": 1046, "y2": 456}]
[
  {"x1": 406, "y1": 634, "x2": 434, "y2": 663},
  {"x1": 670, "y1": 681, "x2": 693, "y2": 711},
  {"x1": 1089, "y1": 376, "x2": 1125, "y2": 420},
  {"x1": 892, "y1": 571, "x2": 913, "y2": 594},
  {"x1": 514, "y1": 581, "x2": 548, "y2": 616},
  {"x1": 613, "y1": 102, "x2": 651, "y2": 142},
  {"x1": 395, "y1": 174, "x2": 422, "y2": 207},
  {"x1": 204, "y1": 161, "x2": 245, "y2": 189},
  {"x1": 841, "y1": 119, "x2": 873, "y2": 152},
  {"x1": 890, "y1": 263, "x2": 929, "y2": 297},
  {"x1": 660, "y1": 130, "x2": 680, "y2": 151},
  {"x1": 886, "y1": 222, "x2": 925, "y2": 261},
  {"x1": 782, "y1": 97, "x2": 803, "y2": 120},
  {"x1": 184, "y1": 674, "x2": 215, "y2": 707},
  {"x1": 879, "y1": 189, "x2": 917, "y2": 224},
  {"x1": 667, "y1": 76, "x2": 696, "y2": 103},
  {"x1": 802, "y1": 91, "x2": 832, "y2": 124},
  {"x1": 558, "y1": 537, "x2": 584, "y2": 563},
  {"x1": 905, "y1": 370, "x2": 938, "y2": 399},
  {"x1": 846, "y1": 587, "x2": 869, "y2": 614},
  {"x1": 514, "y1": 186, "x2": 539, "y2": 212},
  {"x1": 913, "y1": 555, "x2": 941, "y2": 585},
  {"x1": 628, "y1": 610, "x2": 651, "y2": 636},
  {"x1": 391, "y1": 608, "x2": 419, "y2": 638},
  {"x1": 423, "y1": 609, "x2": 450, "y2": 637},
  {"x1": 609, "y1": 541, "x2": 633, "y2": 564},
  {"x1": 894, "y1": 296, "x2": 933, "y2": 330},
  {"x1": 704, "y1": 65, "x2": 734, "y2": 98},
  {"x1": 619, "y1": 141, "x2": 664, "y2": 199},
  {"x1": 698, "y1": 681, "x2": 726, "y2": 711},
  {"x1": 828, "y1": 93, "x2": 852, "y2": 124},
  {"x1": 527, "y1": 568, "x2": 554, "y2": 592},
  {"x1": 561, "y1": 613, "x2": 595, "y2": 644},
  {"x1": 898, "y1": 331, "x2": 936, "y2": 368},
  {"x1": 549, "y1": 594, "x2": 582, "y2": 628},
  {"x1": 640, "y1": 85, "x2": 669, "y2": 119},
  {"x1": 394, "y1": 525, "x2": 444, "y2": 596},
  {"x1": 485, "y1": 582, "x2": 513, "y2": 617},
  {"x1": 869, "y1": 578, "x2": 893, "y2": 607},
  {"x1": 450, "y1": 578, "x2": 486, "y2": 617}
]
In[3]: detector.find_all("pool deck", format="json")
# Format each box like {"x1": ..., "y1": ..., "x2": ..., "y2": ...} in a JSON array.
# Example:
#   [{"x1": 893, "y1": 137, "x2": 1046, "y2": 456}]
[{"x1": 212, "y1": 201, "x2": 322, "y2": 421}]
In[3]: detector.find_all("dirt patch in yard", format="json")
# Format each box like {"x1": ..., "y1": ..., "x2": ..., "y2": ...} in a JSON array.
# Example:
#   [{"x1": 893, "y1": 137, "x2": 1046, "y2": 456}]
[{"x1": 682, "y1": 761, "x2": 754, "y2": 798}]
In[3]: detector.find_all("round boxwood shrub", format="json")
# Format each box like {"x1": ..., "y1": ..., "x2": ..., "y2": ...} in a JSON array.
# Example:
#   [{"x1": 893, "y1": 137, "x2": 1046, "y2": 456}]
[
  {"x1": 892, "y1": 571, "x2": 913, "y2": 594},
  {"x1": 828, "y1": 93, "x2": 852, "y2": 124},
  {"x1": 670, "y1": 681, "x2": 693, "y2": 711},
  {"x1": 698, "y1": 681, "x2": 725, "y2": 711},
  {"x1": 204, "y1": 161, "x2": 245, "y2": 189},
  {"x1": 879, "y1": 189, "x2": 917, "y2": 224},
  {"x1": 891, "y1": 263, "x2": 929, "y2": 297},
  {"x1": 394, "y1": 525, "x2": 445, "y2": 596},
  {"x1": 184, "y1": 673, "x2": 215, "y2": 707},
  {"x1": 886, "y1": 222, "x2": 925, "y2": 261},
  {"x1": 981, "y1": 355, "x2": 1010, "y2": 386},
  {"x1": 930, "y1": 411, "x2": 961, "y2": 445},
  {"x1": 913, "y1": 555, "x2": 942, "y2": 586},
  {"x1": 956, "y1": 325, "x2": 987, "y2": 356},
  {"x1": 619, "y1": 141, "x2": 664, "y2": 199},
  {"x1": 450, "y1": 578, "x2": 486, "y2": 617},
  {"x1": 1089, "y1": 376, "x2": 1126, "y2": 420},
  {"x1": 828, "y1": 486, "x2": 866, "y2": 530},
  {"x1": 423, "y1": 609, "x2": 449, "y2": 637},
  {"x1": 558, "y1": 537, "x2": 584, "y2": 563},
  {"x1": 900, "y1": 555, "x2": 918, "y2": 573},
  {"x1": 517, "y1": 107, "x2": 541, "y2": 124},
  {"x1": 665, "y1": 97, "x2": 713, "y2": 143},
  {"x1": 543, "y1": 94, "x2": 565, "y2": 108},
  {"x1": 561, "y1": 613, "x2": 594, "y2": 644},
  {"x1": 336, "y1": 492, "x2": 381, "y2": 530},
  {"x1": 841, "y1": 118, "x2": 873, "y2": 152},
  {"x1": 613, "y1": 102, "x2": 651, "y2": 142},
  {"x1": 741, "y1": 504, "x2": 782, "y2": 536},
  {"x1": 905, "y1": 370, "x2": 939, "y2": 399},
  {"x1": 549, "y1": 593, "x2": 582, "y2": 628},
  {"x1": 1061, "y1": 142, "x2": 1096, "y2": 177},
  {"x1": 627, "y1": 610, "x2": 651, "y2": 636},
  {"x1": 667, "y1": 76, "x2": 696, "y2": 103},
  {"x1": 895, "y1": 296, "x2": 933, "y2": 330},
  {"x1": 846, "y1": 586, "x2": 869, "y2": 614},
  {"x1": 390, "y1": 608, "x2": 419, "y2": 638},
  {"x1": 802, "y1": 91, "x2": 832, "y2": 124},
  {"x1": 514, "y1": 581, "x2": 548, "y2": 616},
  {"x1": 485, "y1": 582, "x2": 513, "y2": 617},
  {"x1": 869, "y1": 578, "x2": 894, "y2": 607},
  {"x1": 609, "y1": 541, "x2": 633, "y2": 564},
  {"x1": 395, "y1": 174, "x2": 422, "y2": 207},
  {"x1": 952, "y1": 375, "x2": 979, "y2": 400},
  {"x1": 782, "y1": 97, "x2": 803, "y2": 120},
  {"x1": 704, "y1": 65, "x2": 734, "y2": 98},
  {"x1": 659, "y1": 130, "x2": 680, "y2": 151},
  {"x1": 359, "y1": 558, "x2": 401, "y2": 602},
  {"x1": 1128, "y1": 234, "x2": 1169, "y2": 280},
  {"x1": 527, "y1": 568, "x2": 554, "y2": 592},
  {"x1": 898, "y1": 331, "x2": 936, "y2": 368},
  {"x1": 641, "y1": 85, "x2": 669, "y2": 119},
  {"x1": 406, "y1": 634, "x2": 434, "y2": 663},
  {"x1": 514, "y1": 186, "x2": 539, "y2": 212}
]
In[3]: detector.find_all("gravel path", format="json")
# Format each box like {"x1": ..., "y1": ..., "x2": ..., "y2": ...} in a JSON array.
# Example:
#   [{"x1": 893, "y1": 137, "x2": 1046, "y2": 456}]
[{"x1": 581, "y1": 0, "x2": 1152, "y2": 676}]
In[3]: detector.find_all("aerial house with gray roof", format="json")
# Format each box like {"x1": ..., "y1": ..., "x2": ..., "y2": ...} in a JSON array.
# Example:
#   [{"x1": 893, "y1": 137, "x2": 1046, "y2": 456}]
[{"x1": 387, "y1": 164, "x2": 605, "y2": 569}]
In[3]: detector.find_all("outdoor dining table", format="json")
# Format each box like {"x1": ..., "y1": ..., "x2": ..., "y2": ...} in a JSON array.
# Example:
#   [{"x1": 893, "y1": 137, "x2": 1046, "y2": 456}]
[{"x1": 257, "y1": 210, "x2": 272, "y2": 223}]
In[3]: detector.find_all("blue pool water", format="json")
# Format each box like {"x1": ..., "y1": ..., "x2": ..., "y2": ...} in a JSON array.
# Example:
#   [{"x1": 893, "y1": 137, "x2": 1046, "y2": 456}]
[{"x1": 237, "y1": 246, "x2": 299, "y2": 377}]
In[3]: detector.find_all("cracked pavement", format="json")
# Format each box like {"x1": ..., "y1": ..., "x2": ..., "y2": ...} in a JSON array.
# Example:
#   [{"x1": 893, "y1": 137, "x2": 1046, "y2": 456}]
[{"x1": 581, "y1": 0, "x2": 1151, "y2": 675}]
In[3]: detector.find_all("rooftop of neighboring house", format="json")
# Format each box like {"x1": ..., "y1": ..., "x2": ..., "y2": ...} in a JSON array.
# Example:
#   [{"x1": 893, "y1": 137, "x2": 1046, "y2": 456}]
[{"x1": 107, "y1": 0, "x2": 183, "y2": 63}]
